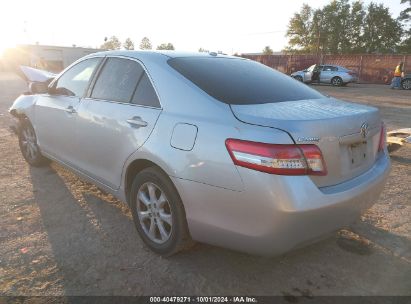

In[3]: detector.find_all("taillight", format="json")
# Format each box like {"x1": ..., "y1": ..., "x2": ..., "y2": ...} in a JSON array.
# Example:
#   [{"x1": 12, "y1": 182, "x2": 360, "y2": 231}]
[
  {"x1": 225, "y1": 139, "x2": 327, "y2": 176},
  {"x1": 378, "y1": 123, "x2": 386, "y2": 152}
]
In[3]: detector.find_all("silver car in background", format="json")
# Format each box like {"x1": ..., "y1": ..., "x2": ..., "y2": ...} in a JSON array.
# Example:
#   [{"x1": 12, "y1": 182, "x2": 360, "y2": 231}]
[
  {"x1": 9, "y1": 51, "x2": 390, "y2": 256},
  {"x1": 291, "y1": 64, "x2": 358, "y2": 86}
]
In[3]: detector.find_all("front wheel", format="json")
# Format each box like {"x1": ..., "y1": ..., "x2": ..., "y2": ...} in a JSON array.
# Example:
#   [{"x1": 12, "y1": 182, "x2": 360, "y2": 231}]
[
  {"x1": 402, "y1": 79, "x2": 411, "y2": 90},
  {"x1": 331, "y1": 77, "x2": 343, "y2": 86},
  {"x1": 18, "y1": 119, "x2": 49, "y2": 167},
  {"x1": 130, "y1": 167, "x2": 193, "y2": 255},
  {"x1": 294, "y1": 75, "x2": 303, "y2": 82}
]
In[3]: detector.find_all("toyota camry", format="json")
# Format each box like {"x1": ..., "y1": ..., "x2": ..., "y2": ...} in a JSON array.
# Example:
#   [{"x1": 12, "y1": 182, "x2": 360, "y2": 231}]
[{"x1": 9, "y1": 51, "x2": 390, "y2": 256}]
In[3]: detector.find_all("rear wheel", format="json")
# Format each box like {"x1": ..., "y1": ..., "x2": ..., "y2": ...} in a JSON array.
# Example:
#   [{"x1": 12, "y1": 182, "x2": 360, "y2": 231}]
[
  {"x1": 331, "y1": 77, "x2": 343, "y2": 86},
  {"x1": 18, "y1": 119, "x2": 49, "y2": 167},
  {"x1": 402, "y1": 79, "x2": 411, "y2": 90},
  {"x1": 130, "y1": 167, "x2": 193, "y2": 255}
]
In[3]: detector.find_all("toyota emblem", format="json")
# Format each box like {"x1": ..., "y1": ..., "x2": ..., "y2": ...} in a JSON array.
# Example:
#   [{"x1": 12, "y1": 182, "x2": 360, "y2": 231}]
[{"x1": 360, "y1": 122, "x2": 369, "y2": 138}]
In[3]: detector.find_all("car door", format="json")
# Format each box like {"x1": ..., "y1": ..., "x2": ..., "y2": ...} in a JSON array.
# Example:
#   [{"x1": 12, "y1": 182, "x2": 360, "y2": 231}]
[
  {"x1": 34, "y1": 57, "x2": 102, "y2": 165},
  {"x1": 320, "y1": 65, "x2": 335, "y2": 83},
  {"x1": 74, "y1": 57, "x2": 162, "y2": 189},
  {"x1": 303, "y1": 65, "x2": 314, "y2": 82}
]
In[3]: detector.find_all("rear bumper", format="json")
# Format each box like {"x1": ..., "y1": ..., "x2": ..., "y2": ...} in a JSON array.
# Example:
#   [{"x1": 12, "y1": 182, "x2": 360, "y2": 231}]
[{"x1": 172, "y1": 153, "x2": 390, "y2": 256}]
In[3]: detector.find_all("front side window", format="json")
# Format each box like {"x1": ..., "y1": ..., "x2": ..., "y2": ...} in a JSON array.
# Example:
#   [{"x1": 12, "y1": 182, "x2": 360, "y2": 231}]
[
  {"x1": 91, "y1": 58, "x2": 144, "y2": 103},
  {"x1": 169, "y1": 57, "x2": 324, "y2": 105},
  {"x1": 54, "y1": 57, "x2": 101, "y2": 97}
]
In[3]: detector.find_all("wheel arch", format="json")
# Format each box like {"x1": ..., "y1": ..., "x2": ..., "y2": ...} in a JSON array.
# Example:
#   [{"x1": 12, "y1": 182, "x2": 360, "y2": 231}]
[
  {"x1": 124, "y1": 158, "x2": 179, "y2": 206},
  {"x1": 331, "y1": 76, "x2": 343, "y2": 86}
]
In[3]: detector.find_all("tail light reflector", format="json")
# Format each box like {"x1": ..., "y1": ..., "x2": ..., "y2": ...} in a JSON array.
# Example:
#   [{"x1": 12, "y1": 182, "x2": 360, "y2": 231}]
[
  {"x1": 225, "y1": 139, "x2": 327, "y2": 176},
  {"x1": 378, "y1": 123, "x2": 386, "y2": 152}
]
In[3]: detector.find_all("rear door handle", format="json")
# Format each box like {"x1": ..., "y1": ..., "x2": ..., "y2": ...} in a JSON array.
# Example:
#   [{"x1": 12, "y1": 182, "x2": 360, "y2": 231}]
[
  {"x1": 64, "y1": 106, "x2": 77, "y2": 114},
  {"x1": 126, "y1": 116, "x2": 148, "y2": 128}
]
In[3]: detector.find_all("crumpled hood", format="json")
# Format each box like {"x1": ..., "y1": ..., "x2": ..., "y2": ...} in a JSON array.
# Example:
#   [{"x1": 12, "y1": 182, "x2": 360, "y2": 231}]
[{"x1": 19, "y1": 66, "x2": 56, "y2": 83}]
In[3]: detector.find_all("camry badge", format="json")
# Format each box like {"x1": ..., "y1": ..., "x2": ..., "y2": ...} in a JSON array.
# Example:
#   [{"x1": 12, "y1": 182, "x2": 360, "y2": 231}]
[
  {"x1": 297, "y1": 136, "x2": 320, "y2": 142},
  {"x1": 360, "y1": 122, "x2": 369, "y2": 138}
]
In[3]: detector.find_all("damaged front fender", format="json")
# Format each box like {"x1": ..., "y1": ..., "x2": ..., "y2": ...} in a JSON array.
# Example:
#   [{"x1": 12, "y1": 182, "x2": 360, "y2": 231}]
[{"x1": 9, "y1": 94, "x2": 38, "y2": 118}]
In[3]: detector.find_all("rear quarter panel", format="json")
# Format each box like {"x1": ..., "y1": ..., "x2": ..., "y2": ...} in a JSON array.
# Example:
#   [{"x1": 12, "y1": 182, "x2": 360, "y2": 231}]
[{"x1": 120, "y1": 56, "x2": 294, "y2": 194}]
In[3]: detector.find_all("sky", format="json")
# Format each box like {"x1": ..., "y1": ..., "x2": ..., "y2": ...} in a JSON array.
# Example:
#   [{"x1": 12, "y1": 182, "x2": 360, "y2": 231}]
[{"x1": 0, "y1": 0, "x2": 407, "y2": 56}]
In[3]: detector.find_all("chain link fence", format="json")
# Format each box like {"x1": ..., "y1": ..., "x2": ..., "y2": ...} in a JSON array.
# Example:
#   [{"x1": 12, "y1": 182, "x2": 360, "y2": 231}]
[{"x1": 242, "y1": 54, "x2": 410, "y2": 84}]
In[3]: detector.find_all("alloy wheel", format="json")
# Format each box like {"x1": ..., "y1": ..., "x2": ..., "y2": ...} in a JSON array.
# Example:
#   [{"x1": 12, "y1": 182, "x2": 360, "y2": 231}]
[
  {"x1": 332, "y1": 77, "x2": 342, "y2": 86},
  {"x1": 136, "y1": 182, "x2": 173, "y2": 244},
  {"x1": 21, "y1": 126, "x2": 39, "y2": 161},
  {"x1": 402, "y1": 79, "x2": 411, "y2": 90}
]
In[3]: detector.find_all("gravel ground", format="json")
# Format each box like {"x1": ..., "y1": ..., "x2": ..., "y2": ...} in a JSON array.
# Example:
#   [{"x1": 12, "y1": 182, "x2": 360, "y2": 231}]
[{"x1": 0, "y1": 73, "x2": 410, "y2": 296}]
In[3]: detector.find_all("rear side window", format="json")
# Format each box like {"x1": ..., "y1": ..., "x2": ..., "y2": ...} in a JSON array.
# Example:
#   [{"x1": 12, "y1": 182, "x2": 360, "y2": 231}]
[
  {"x1": 168, "y1": 57, "x2": 323, "y2": 105},
  {"x1": 131, "y1": 73, "x2": 160, "y2": 107},
  {"x1": 92, "y1": 58, "x2": 144, "y2": 103},
  {"x1": 323, "y1": 66, "x2": 338, "y2": 71}
]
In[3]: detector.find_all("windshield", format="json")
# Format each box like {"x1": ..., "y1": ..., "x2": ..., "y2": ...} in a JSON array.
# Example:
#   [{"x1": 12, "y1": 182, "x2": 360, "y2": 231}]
[{"x1": 168, "y1": 57, "x2": 324, "y2": 105}]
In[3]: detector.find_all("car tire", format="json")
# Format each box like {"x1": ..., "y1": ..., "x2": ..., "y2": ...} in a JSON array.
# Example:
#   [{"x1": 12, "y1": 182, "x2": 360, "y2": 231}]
[
  {"x1": 331, "y1": 77, "x2": 343, "y2": 86},
  {"x1": 294, "y1": 75, "x2": 303, "y2": 82},
  {"x1": 402, "y1": 79, "x2": 411, "y2": 90},
  {"x1": 130, "y1": 167, "x2": 193, "y2": 256},
  {"x1": 18, "y1": 118, "x2": 49, "y2": 167}
]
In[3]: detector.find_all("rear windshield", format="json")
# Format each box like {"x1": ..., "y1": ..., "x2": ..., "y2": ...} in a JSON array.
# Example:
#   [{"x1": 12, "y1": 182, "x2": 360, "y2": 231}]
[{"x1": 168, "y1": 57, "x2": 323, "y2": 105}]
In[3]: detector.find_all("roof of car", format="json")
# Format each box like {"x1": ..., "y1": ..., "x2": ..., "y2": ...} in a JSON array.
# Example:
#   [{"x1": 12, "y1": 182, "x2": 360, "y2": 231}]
[{"x1": 87, "y1": 50, "x2": 237, "y2": 60}]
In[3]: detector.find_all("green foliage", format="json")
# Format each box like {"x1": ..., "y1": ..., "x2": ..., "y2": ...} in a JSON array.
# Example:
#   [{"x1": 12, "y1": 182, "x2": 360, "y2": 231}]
[
  {"x1": 262, "y1": 46, "x2": 274, "y2": 55},
  {"x1": 123, "y1": 38, "x2": 135, "y2": 50},
  {"x1": 399, "y1": 0, "x2": 411, "y2": 53},
  {"x1": 100, "y1": 36, "x2": 121, "y2": 50},
  {"x1": 286, "y1": 4, "x2": 315, "y2": 53},
  {"x1": 285, "y1": 0, "x2": 404, "y2": 54},
  {"x1": 362, "y1": 2, "x2": 403, "y2": 53},
  {"x1": 156, "y1": 43, "x2": 175, "y2": 50},
  {"x1": 139, "y1": 37, "x2": 152, "y2": 50},
  {"x1": 400, "y1": 0, "x2": 411, "y2": 21}
]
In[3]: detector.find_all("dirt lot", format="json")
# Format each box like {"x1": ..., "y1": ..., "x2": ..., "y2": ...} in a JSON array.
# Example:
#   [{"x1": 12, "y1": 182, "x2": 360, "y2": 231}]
[{"x1": 0, "y1": 73, "x2": 410, "y2": 296}]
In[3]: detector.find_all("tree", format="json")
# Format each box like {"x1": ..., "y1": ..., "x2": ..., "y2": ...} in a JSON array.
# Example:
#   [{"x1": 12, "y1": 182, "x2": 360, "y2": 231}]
[
  {"x1": 100, "y1": 36, "x2": 121, "y2": 50},
  {"x1": 285, "y1": 4, "x2": 316, "y2": 53},
  {"x1": 285, "y1": 0, "x2": 404, "y2": 54},
  {"x1": 139, "y1": 37, "x2": 152, "y2": 50},
  {"x1": 347, "y1": 1, "x2": 366, "y2": 53},
  {"x1": 320, "y1": 0, "x2": 351, "y2": 54},
  {"x1": 123, "y1": 38, "x2": 135, "y2": 50},
  {"x1": 399, "y1": 0, "x2": 411, "y2": 53},
  {"x1": 400, "y1": 0, "x2": 411, "y2": 21},
  {"x1": 262, "y1": 46, "x2": 274, "y2": 55},
  {"x1": 156, "y1": 43, "x2": 175, "y2": 50},
  {"x1": 362, "y1": 2, "x2": 403, "y2": 53}
]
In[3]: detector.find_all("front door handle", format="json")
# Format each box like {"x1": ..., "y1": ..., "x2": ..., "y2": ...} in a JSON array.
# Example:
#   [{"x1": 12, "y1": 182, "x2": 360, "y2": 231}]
[
  {"x1": 126, "y1": 116, "x2": 148, "y2": 128},
  {"x1": 64, "y1": 106, "x2": 77, "y2": 114}
]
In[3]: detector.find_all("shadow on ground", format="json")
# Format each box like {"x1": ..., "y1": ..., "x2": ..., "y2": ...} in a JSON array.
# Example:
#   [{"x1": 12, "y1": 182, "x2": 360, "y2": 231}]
[{"x1": 28, "y1": 164, "x2": 411, "y2": 296}]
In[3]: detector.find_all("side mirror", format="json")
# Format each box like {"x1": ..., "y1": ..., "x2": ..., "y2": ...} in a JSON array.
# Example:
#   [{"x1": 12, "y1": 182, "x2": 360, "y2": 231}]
[{"x1": 29, "y1": 82, "x2": 49, "y2": 94}]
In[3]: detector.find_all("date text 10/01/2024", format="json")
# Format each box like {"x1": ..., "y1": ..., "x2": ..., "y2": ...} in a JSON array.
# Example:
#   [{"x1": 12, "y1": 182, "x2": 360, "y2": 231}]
[{"x1": 149, "y1": 297, "x2": 258, "y2": 303}]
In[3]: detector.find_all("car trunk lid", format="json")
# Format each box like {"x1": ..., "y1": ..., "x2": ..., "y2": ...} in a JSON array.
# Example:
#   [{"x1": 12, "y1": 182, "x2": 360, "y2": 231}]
[{"x1": 230, "y1": 97, "x2": 381, "y2": 187}]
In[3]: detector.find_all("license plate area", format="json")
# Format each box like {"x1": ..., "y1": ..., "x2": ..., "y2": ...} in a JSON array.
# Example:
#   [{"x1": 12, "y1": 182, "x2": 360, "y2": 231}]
[{"x1": 349, "y1": 141, "x2": 367, "y2": 168}]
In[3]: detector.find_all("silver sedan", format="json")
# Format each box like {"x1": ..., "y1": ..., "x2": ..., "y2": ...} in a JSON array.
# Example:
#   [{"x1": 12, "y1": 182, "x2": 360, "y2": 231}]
[
  {"x1": 291, "y1": 64, "x2": 358, "y2": 86},
  {"x1": 9, "y1": 51, "x2": 390, "y2": 256}
]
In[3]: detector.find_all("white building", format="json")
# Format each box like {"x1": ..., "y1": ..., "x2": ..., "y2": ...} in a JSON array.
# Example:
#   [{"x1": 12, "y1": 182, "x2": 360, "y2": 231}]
[{"x1": 12, "y1": 44, "x2": 101, "y2": 72}]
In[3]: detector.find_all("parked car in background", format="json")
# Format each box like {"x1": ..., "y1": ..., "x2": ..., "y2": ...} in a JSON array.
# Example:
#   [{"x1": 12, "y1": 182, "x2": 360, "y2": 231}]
[
  {"x1": 9, "y1": 51, "x2": 390, "y2": 256},
  {"x1": 291, "y1": 64, "x2": 358, "y2": 86},
  {"x1": 401, "y1": 73, "x2": 411, "y2": 90}
]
